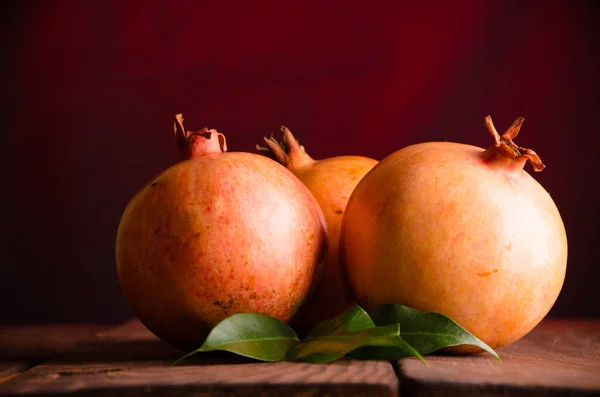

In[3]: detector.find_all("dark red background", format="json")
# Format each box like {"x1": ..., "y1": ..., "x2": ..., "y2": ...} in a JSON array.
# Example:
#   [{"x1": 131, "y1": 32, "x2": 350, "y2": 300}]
[{"x1": 1, "y1": 1, "x2": 598, "y2": 324}]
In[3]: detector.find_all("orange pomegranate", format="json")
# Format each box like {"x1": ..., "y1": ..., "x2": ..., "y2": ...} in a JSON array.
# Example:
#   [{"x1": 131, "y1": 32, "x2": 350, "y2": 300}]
[
  {"x1": 116, "y1": 115, "x2": 327, "y2": 351},
  {"x1": 340, "y1": 116, "x2": 567, "y2": 350},
  {"x1": 259, "y1": 127, "x2": 377, "y2": 328}
]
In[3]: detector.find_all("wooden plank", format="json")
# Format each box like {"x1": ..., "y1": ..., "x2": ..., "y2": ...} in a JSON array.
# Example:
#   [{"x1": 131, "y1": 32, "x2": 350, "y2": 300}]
[
  {"x1": 397, "y1": 319, "x2": 600, "y2": 397},
  {"x1": 0, "y1": 319, "x2": 399, "y2": 396},
  {"x1": 0, "y1": 359, "x2": 398, "y2": 396},
  {"x1": 0, "y1": 363, "x2": 30, "y2": 386},
  {"x1": 0, "y1": 324, "x2": 108, "y2": 386},
  {"x1": 0, "y1": 324, "x2": 109, "y2": 360}
]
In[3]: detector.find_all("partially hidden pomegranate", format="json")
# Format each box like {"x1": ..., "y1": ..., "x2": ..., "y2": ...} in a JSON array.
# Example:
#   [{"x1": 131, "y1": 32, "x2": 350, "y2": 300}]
[
  {"x1": 340, "y1": 116, "x2": 567, "y2": 350},
  {"x1": 259, "y1": 127, "x2": 377, "y2": 328},
  {"x1": 116, "y1": 114, "x2": 327, "y2": 351}
]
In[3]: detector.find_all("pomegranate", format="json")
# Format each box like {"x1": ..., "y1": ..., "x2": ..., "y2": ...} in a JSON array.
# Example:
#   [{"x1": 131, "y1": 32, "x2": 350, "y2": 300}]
[
  {"x1": 116, "y1": 114, "x2": 327, "y2": 351},
  {"x1": 340, "y1": 116, "x2": 567, "y2": 350},
  {"x1": 259, "y1": 127, "x2": 377, "y2": 328}
]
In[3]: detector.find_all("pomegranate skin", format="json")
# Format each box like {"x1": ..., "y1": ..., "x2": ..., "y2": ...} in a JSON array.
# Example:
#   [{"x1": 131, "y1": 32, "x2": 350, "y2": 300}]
[
  {"x1": 116, "y1": 122, "x2": 327, "y2": 351},
  {"x1": 340, "y1": 119, "x2": 567, "y2": 350},
  {"x1": 288, "y1": 155, "x2": 378, "y2": 327},
  {"x1": 259, "y1": 128, "x2": 377, "y2": 328}
]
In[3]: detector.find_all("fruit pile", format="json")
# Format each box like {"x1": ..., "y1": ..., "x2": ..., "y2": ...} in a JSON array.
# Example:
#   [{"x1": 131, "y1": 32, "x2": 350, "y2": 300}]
[{"x1": 116, "y1": 113, "x2": 567, "y2": 357}]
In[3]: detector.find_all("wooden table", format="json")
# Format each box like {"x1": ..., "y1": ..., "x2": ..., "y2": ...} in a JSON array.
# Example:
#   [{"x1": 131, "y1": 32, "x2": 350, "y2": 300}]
[{"x1": 0, "y1": 318, "x2": 598, "y2": 396}]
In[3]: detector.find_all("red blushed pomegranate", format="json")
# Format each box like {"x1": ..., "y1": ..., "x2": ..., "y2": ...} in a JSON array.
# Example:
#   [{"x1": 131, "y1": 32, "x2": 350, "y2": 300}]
[
  {"x1": 116, "y1": 114, "x2": 327, "y2": 351},
  {"x1": 340, "y1": 116, "x2": 567, "y2": 350},
  {"x1": 259, "y1": 127, "x2": 377, "y2": 328}
]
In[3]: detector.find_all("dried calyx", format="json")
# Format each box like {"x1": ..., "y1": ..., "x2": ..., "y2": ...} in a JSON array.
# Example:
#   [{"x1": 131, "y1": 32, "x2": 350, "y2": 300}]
[
  {"x1": 483, "y1": 115, "x2": 545, "y2": 172},
  {"x1": 174, "y1": 114, "x2": 227, "y2": 160},
  {"x1": 257, "y1": 126, "x2": 314, "y2": 169}
]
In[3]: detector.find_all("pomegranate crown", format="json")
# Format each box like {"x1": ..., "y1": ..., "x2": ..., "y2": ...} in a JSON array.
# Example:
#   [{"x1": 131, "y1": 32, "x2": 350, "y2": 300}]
[
  {"x1": 257, "y1": 126, "x2": 314, "y2": 169},
  {"x1": 174, "y1": 114, "x2": 227, "y2": 160},
  {"x1": 484, "y1": 115, "x2": 545, "y2": 172}
]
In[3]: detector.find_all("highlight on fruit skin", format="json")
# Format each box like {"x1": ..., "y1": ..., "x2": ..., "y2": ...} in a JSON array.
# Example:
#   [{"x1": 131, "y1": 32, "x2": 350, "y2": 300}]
[
  {"x1": 258, "y1": 126, "x2": 378, "y2": 330},
  {"x1": 340, "y1": 115, "x2": 567, "y2": 352},
  {"x1": 116, "y1": 114, "x2": 328, "y2": 351}
]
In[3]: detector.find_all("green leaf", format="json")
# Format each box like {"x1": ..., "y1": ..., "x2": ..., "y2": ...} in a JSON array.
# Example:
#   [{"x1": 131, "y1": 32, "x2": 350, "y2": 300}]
[
  {"x1": 288, "y1": 323, "x2": 395, "y2": 363},
  {"x1": 347, "y1": 333, "x2": 428, "y2": 363},
  {"x1": 305, "y1": 305, "x2": 376, "y2": 337},
  {"x1": 173, "y1": 313, "x2": 299, "y2": 364},
  {"x1": 300, "y1": 305, "x2": 425, "y2": 364},
  {"x1": 368, "y1": 304, "x2": 500, "y2": 361},
  {"x1": 347, "y1": 334, "x2": 426, "y2": 361}
]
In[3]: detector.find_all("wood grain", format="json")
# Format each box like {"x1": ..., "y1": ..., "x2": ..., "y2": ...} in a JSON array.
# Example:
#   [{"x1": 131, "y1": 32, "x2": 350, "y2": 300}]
[
  {"x1": 0, "y1": 359, "x2": 398, "y2": 396},
  {"x1": 0, "y1": 319, "x2": 399, "y2": 397},
  {"x1": 0, "y1": 324, "x2": 108, "y2": 387},
  {"x1": 397, "y1": 319, "x2": 600, "y2": 396}
]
